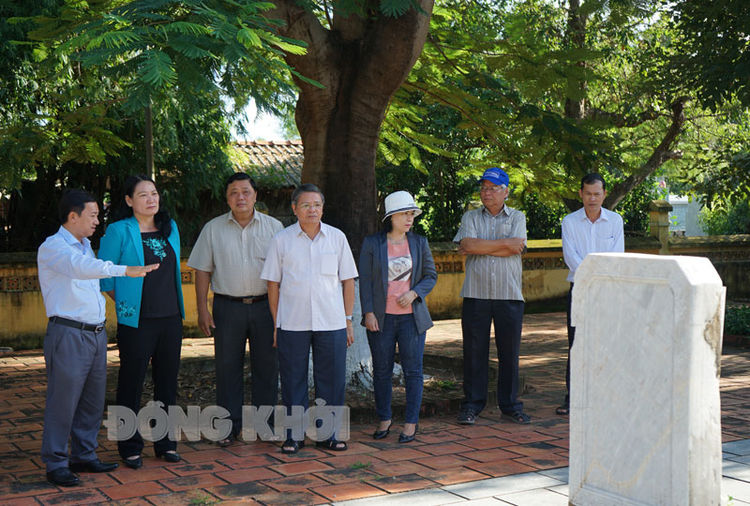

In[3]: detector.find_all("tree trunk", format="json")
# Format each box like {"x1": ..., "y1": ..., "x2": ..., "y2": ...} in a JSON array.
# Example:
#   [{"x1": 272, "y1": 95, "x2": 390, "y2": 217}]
[
  {"x1": 564, "y1": 0, "x2": 587, "y2": 123},
  {"x1": 604, "y1": 97, "x2": 688, "y2": 209},
  {"x1": 271, "y1": 0, "x2": 434, "y2": 255},
  {"x1": 144, "y1": 103, "x2": 154, "y2": 179}
]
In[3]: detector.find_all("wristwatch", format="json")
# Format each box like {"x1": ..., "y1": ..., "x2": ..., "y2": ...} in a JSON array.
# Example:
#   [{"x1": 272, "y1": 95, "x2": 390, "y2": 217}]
[{"x1": 345, "y1": 315, "x2": 353, "y2": 321}]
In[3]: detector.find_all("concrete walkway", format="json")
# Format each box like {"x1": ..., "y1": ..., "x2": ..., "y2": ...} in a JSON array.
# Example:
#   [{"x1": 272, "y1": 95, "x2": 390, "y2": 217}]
[{"x1": 1, "y1": 313, "x2": 749, "y2": 505}]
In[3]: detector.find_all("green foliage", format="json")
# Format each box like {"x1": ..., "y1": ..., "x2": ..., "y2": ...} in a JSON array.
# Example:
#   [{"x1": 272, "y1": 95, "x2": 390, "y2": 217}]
[
  {"x1": 377, "y1": 96, "x2": 477, "y2": 242},
  {"x1": 21, "y1": 0, "x2": 301, "y2": 114},
  {"x1": 378, "y1": 0, "x2": 697, "y2": 220},
  {"x1": 671, "y1": 0, "x2": 750, "y2": 111},
  {"x1": 0, "y1": 0, "x2": 306, "y2": 250},
  {"x1": 519, "y1": 192, "x2": 566, "y2": 239},
  {"x1": 616, "y1": 178, "x2": 659, "y2": 235},
  {"x1": 699, "y1": 201, "x2": 750, "y2": 236},
  {"x1": 725, "y1": 305, "x2": 750, "y2": 337}
]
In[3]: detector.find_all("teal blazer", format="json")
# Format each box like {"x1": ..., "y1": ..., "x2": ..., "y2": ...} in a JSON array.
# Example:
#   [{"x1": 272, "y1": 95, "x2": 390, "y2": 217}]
[{"x1": 98, "y1": 216, "x2": 185, "y2": 328}]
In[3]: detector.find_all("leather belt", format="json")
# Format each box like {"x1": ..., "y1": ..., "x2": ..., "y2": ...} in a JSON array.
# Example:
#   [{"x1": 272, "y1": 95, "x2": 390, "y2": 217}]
[
  {"x1": 49, "y1": 316, "x2": 105, "y2": 333},
  {"x1": 215, "y1": 293, "x2": 268, "y2": 305}
]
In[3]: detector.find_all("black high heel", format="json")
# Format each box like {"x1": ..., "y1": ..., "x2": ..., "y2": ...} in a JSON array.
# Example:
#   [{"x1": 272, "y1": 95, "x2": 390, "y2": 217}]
[
  {"x1": 399, "y1": 424, "x2": 418, "y2": 444},
  {"x1": 372, "y1": 420, "x2": 393, "y2": 440}
]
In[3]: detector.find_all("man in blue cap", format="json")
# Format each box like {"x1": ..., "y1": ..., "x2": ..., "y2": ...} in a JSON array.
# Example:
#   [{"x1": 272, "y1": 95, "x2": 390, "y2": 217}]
[{"x1": 453, "y1": 168, "x2": 530, "y2": 425}]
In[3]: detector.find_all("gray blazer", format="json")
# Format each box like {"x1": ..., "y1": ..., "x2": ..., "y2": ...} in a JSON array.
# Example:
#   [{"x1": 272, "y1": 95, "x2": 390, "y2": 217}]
[{"x1": 358, "y1": 231, "x2": 438, "y2": 334}]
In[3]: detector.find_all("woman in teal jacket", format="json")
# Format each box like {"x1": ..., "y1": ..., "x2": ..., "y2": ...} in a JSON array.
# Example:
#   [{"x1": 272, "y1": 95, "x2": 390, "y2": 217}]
[{"x1": 99, "y1": 175, "x2": 184, "y2": 469}]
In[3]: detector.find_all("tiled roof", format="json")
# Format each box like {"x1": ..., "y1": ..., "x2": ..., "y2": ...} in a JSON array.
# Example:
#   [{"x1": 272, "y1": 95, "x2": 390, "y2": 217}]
[{"x1": 232, "y1": 140, "x2": 302, "y2": 188}]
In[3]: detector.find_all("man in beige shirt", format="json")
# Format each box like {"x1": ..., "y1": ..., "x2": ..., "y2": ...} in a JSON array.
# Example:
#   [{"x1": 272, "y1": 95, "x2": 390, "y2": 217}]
[{"x1": 188, "y1": 173, "x2": 283, "y2": 445}]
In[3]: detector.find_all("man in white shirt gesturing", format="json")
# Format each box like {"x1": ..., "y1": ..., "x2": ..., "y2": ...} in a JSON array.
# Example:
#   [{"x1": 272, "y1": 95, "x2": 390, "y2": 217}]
[{"x1": 38, "y1": 189, "x2": 158, "y2": 486}]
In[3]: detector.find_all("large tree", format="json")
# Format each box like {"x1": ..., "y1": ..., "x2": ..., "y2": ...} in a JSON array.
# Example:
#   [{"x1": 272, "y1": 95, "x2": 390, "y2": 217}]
[
  {"x1": 668, "y1": 0, "x2": 750, "y2": 206},
  {"x1": 384, "y1": 0, "x2": 697, "y2": 215},
  {"x1": 0, "y1": 0, "x2": 303, "y2": 250},
  {"x1": 269, "y1": 0, "x2": 434, "y2": 252}
]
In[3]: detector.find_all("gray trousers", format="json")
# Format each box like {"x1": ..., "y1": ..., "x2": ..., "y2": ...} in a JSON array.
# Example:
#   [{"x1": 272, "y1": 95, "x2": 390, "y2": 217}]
[
  {"x1": 41, "y1": 321, "x2": 107, "y2": 471},
  {"x1": 213, "y1": 296, "x2": 278, "y2": 435}
]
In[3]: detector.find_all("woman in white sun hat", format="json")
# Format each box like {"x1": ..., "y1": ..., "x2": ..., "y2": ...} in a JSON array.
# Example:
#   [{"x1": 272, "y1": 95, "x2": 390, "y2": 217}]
[{"x1": 358, "y1": 191, "x2": 437, "y2": 444}]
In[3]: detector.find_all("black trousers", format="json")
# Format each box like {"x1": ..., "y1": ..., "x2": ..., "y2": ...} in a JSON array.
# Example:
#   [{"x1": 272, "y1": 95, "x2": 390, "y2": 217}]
[
  {"x1": 116, "y1": 314, "x2": 182, "y2": 458},
  {"x1": 564, "y1": 283, "x2": 575, "y2": 404},
  {"x1": 460, "y1": 298, "x2": 524, "y2": 414},
  {"x1": 213, "y1": 296, "x2": 278, "y2": 436}
]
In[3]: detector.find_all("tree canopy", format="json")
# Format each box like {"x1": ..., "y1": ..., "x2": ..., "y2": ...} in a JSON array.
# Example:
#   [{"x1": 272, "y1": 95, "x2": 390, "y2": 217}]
[
  {"x1": 3, "y1": 0, "x2": 750, "y2": 251},
  {"x1": 377, "y1": 0, "x2": 750, "y2": 234}
]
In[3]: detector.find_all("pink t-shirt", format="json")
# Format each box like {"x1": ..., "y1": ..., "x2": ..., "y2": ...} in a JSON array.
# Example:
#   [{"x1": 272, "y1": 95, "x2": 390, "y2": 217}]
[{"x1": 385, "y1": 240, "x2": 413, "y2": 315}]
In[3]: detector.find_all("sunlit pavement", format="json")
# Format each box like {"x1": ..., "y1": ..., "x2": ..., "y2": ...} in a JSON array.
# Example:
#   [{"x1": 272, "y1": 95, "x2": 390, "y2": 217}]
[{"x1": 2, "y1": 313, "x2": 749, "y2": 504}]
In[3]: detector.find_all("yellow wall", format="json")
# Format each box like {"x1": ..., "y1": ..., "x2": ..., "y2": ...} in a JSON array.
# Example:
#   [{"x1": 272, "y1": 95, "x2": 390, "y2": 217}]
[{"x1": 2, "y1": 234, "x2": 747, "y2": 349}]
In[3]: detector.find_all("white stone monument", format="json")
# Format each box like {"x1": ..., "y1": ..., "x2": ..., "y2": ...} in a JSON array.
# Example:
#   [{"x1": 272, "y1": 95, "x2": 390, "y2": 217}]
[{"x1": 569, "y1": 253, "x2": 725, "y2": 505}]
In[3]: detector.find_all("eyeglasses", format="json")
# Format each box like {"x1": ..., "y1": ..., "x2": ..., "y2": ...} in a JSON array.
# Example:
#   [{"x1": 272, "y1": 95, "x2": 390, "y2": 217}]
[
  {"x1": 298, "y1": 202, "x2": 323, "y2": 211},
  {"x1": 479, "y1": 184, "x2": 507, "y2": 193}
]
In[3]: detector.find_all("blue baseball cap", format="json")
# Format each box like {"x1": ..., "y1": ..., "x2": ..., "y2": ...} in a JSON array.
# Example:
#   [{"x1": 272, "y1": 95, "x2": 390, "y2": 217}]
[{"x1": 480, "y1": 167, "x2": 509, "y2": 187}]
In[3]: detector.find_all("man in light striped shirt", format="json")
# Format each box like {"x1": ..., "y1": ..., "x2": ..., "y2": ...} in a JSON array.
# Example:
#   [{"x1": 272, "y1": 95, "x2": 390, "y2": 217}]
[
  {"x1": 556, "y1": 173, "x2": 624, "y2": 415},
  {"x1": 453, "y1": 168, "x2": 530, "y2": 425}
]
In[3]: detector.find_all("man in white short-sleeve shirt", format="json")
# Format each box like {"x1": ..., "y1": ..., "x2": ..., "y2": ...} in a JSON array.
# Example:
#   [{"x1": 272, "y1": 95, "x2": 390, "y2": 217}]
[
  {"x1": 557, "y1": 173, "x2": 624, "y2": 415},
  {"x1": 261, "y1": 183, "x2": 357, "y2": 454}
]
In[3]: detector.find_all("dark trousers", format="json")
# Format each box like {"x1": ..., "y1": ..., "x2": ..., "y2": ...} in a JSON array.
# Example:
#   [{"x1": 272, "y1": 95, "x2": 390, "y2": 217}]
[
  {"x1": 213, "y1": 296, "x2": 278, "y2": 436},
  {"x1": 116, "y1": 315, "x2": 182, "y2": 458},
  {"x1": 42, "y1": 321, "x2": 108, "y2": 472},
  {"x1": 276, "y1": 328, "x2": 347, "y2": 440},
  {"x1": 564, "y1": 283, "x2": 575, "y2": 405},
  {"x1": 367, "y1": 314, "x2": 426, "y2": 424},
  {"x1": 460, "y1": 298, "x2": 524, "y2": 414}
]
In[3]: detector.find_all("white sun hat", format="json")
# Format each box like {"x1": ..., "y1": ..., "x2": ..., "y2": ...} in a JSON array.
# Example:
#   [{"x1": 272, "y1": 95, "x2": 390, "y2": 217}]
[{"x1": 383, "y1": 191, "x2": 422, "y2": 221}]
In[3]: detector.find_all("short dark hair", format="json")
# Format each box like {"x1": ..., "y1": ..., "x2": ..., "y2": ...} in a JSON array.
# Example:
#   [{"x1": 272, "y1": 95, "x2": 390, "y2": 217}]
[
  {"x1": 224, "y1": 172, "x2": 257, "y2": 193},
  {"x1": 581, "y1": 173, "x2": 606, "y2": 191},
  {"x1": 59, "y1": 189, "x2": 96, "y2": 223},
  {"x1": 291, "y1": 183, "x2": 325, "y2": 206}
]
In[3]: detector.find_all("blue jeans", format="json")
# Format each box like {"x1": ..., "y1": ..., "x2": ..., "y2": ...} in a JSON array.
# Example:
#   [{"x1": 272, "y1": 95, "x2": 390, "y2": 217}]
[{"x1": 367, "y1": 314, "x2": 426, "y2": 424}]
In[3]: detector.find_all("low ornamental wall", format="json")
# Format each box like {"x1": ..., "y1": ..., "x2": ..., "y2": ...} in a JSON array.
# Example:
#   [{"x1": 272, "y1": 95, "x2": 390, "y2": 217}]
[{"x1": 0, "y1": 235, "x2": 747, "y2": 349}]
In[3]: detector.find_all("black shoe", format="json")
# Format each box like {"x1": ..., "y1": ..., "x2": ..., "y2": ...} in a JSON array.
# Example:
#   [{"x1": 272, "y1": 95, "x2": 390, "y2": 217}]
[
  {"x1": 315, "y1": 438, "x2": 348, "y2": 451},
  {"x1": 70, "y1": 459, "x2": 118, "y2": 473},
  {"x1": 457, "y1": 410, "x2": 476, "y2": 425},
  {"x1": 555, "y1": 403, "x2": 570, "y2": 416},
  {"x1": 373, "y1": 420, "x2": 393, "y2": 440},
  {"x1": 281, "y1": 439, "x2": 305, "y2": 454},
  {"x1": 399, "y1": 424, "x2": 418, "y2": 444},
  {"x1": 218, "y1": 433, "x2": 236, "y2": 447},
  {"x1": 502, "y1": 410, "x2": 531, "y2": 424},
  {"x1": 157, "y1": 451, "x2": 181, "y2": 463},
  {"x1": 47, "y1": 468, "x2": 80, "y2": 487},
  {"x1": 122, "y1": 455, "x2": 143, "y2": 469}
]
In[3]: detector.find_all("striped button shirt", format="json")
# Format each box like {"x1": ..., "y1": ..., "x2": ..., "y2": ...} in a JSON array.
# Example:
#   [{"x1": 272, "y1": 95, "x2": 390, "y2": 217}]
[{"x1": 453, "y1": 205, "x2": 526, "y2": 301}]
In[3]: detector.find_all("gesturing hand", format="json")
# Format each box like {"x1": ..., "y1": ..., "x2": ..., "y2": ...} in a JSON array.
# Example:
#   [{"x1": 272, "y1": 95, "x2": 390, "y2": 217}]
[{"x1": 125, "y1": 263, "x2": 160, "y2": 277}]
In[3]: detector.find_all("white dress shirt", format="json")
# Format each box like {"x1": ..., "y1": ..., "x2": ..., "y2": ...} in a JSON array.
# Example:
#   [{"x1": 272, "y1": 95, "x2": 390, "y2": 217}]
[
  {"x1": 261, "y1": 222, "x2": 358, "y2": 331},
  {"x1": 453, "y1": 205, "x2": 527, "y2": 301},
  {"x1": 37, "y1": 226, "x2": 127, "y2": 324},
  {"x1": 562, "y1": 207, "x2": 625, "y2": 282}
]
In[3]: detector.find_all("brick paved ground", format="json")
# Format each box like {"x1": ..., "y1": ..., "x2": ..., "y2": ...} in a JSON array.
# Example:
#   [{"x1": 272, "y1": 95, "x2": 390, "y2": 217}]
[{"x1": 2, "y1": 313, "x2": 749, "y2": 505}]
